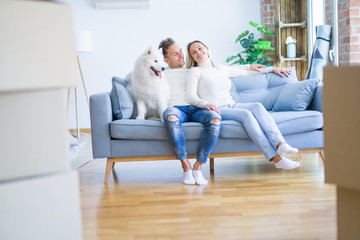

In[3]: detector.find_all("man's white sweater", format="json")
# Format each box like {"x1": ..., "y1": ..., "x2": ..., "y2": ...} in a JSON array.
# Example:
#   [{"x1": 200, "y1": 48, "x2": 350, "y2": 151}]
[{"x1": 166, "y1": 68, "x2": 189, "y2": 107}]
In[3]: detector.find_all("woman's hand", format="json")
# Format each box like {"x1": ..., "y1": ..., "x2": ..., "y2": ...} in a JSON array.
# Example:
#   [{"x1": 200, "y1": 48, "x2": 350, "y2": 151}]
[
  {"x1": 205, "y1": 104, "x2": 220, "y2": 114},
  {"x1": 273, "y1": 67, "x2": 291, "y2": 77},
  {"x1": 250, "y1": 64, "x2": 268, "y2": 72}
]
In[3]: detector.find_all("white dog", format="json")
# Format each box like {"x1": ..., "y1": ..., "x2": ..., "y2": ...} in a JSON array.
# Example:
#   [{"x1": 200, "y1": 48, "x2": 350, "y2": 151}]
[{"x1": 125, "y1": 46, "x2": 170, "y2": 122}]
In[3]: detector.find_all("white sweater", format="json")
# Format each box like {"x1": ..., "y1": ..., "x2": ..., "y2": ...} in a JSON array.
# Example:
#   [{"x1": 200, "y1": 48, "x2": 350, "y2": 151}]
[
  {"x1": 186, "y1": 59, "x2": 273, "y2": 108},
  {"x1": 165, "y1": 68, "x2": 189, "y2": 107}
]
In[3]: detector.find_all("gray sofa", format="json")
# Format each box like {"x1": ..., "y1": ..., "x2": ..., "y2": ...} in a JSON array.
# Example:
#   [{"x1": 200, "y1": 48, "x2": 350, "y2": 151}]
[{"x1": 90, "y1": 68, "x2": 324, "y2": 183}]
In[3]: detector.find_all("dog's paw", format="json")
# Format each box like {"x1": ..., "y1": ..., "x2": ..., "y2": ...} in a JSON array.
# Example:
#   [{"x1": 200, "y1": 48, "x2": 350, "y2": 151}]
[{"x1": 136, "y1": 116, "x2": 145, "y2": 120}]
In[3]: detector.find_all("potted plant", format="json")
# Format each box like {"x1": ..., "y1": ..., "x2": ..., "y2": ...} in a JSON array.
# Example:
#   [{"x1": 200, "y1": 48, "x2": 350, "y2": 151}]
[{"x1": 226, "y1": 21, "x2": 275, "y2": 66}]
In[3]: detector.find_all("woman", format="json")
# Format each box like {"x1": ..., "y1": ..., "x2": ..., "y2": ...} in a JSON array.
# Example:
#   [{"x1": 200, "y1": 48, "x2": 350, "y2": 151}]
[
  {"x1": 185, "y1": 40, "x2": 300, "y2": 172},
  {"x1": 159, "y1": 38, "x2": 221, "y2": 185}
]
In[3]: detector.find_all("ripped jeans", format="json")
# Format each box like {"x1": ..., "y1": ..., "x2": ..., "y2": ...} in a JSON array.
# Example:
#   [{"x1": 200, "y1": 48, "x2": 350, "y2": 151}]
[{"x1": 163, "y1": 105, "x2": 221, "y2": 164}]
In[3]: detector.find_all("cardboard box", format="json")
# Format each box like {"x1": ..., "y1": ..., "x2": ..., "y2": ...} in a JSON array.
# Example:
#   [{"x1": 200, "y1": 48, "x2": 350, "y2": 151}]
[
  {"x1": 0, "y1": 0, "x2": 77, "y2": 92},
  {"x1": 337, "y1": 187, "x2": 360, "y2": 240},
  {"x1": 324, "y1": 66, "x2": 360, "y2": 240},
  {"x1": 323, "y1": 66, "x2": 360, "y2": 191},
  {"x1": 0, "y1": 88, "x2": 69, "y2": 182},
  {"x1": 0, "y1": 171, "x2": 82, "y2": 240}
]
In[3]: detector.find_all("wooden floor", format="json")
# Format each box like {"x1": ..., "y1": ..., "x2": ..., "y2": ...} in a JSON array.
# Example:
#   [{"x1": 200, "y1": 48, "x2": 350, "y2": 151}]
[{"x1": 79, "y1": 153, "x2": 336, "y2": 240}]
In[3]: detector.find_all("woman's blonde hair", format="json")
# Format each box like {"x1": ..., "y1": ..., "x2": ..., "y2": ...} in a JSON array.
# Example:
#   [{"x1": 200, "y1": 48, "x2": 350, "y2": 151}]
[{"x1": 186, "y1": 40, "x2": 212, "y2": 69}]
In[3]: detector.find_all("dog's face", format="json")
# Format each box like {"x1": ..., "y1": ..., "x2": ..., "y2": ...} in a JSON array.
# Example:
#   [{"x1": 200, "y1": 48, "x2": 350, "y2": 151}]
[{"x1": 143, "y1": 46, "x2": 166, "y2": 79}]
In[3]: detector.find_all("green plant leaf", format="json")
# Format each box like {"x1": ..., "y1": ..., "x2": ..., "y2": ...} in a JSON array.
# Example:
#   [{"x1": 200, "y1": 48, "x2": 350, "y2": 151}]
[
  {"x1": 249, "y1": 21, "x2": 259, "y2": 27},
  {"x1": 259, "y1": 52, "x2": 270, "y2": 59},
  {"x1": 257, "y1": 27, "x2": 274, "y2": 35},
  {"x1": 227, "y1": 20, "x2": 275, "y2": 66},
  {"x1": 235, "y1": 30, "x2": 249, "y2": 43},
  {"x1": 255, "y1": 40, "x2": 275, "y2": 50},
  {"x1": 240, "y1": 38, "x2": 252, "y2": 49},
  {"x1": 248, "y1": 33, "x2": 255, "y2": 42},
  {"x1": 231, "y1": 57, "x2": 246, "y2": 65},
  {"x1": 226, "y1": 55, "x2": 236, "y2": 62},
  {"x1": 257, "y1": 27, "x2": 266, "y2": 33},
  {"x1": 264, "y1": 29, "x2": 275, "y2": 35},
  {"x1": 257, "y1": 58, "x2": 265, "y2": 64}
]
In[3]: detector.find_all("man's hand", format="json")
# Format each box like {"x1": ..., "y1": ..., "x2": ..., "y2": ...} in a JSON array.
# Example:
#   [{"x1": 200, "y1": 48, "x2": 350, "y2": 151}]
[
  {"x1": 273, "y1": 67, "x2": 291, "y2": 77},
  {"x1": 205, "y1": 104, "x2": 220, "y2": 114},
  {"x1": 250, "y1": 64, "x2": 268, "y2": 72}
]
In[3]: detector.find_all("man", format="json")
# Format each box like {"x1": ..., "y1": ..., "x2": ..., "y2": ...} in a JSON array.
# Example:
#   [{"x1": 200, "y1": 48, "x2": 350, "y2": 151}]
[
  {"x1": 160, "y1": 38, "x2": 298, "y2": 185},
  {"x1": 159, "y1": 38, "x2": 221, "y2": 185}
]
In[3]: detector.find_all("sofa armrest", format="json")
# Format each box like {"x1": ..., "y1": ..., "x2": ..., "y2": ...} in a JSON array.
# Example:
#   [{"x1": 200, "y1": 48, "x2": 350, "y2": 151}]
[
  {"x1": 90, "y1": 92, "x2": 113, "y2": 158},
  {"x1": 307, "y1": 83, "x2": 323, "y2": 112}
]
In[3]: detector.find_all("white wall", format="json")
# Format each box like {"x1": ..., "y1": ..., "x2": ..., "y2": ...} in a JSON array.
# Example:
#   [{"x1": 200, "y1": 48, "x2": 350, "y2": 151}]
[{"x1": 60, "y1": 0, "x2": 260, "y2": 128}]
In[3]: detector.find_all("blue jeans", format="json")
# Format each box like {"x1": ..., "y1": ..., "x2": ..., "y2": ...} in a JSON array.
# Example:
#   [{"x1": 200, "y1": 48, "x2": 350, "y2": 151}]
[
  {"x1": 163, "y1": 105, "x2": 221, "y2": 164},
  {"x1": 220, "y1": 102, "x2": 285, "y2": 161}
]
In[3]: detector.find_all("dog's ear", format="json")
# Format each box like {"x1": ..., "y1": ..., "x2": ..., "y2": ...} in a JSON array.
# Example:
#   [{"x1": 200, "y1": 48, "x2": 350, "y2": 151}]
[{"x1": 146, "y1": 46, "x2": 153, "y2": 55}]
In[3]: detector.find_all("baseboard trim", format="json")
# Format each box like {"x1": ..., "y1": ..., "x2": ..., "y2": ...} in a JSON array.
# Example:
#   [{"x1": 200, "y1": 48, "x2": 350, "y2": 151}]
[{"x1": 69, "y1": 128, "x2": 91, "y2": 134}]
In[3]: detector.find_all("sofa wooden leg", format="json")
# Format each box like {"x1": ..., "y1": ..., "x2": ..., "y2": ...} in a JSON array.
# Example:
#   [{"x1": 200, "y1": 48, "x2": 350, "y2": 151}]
[
  {"x1": 210, "y1": 158, "x2": 214, "y2": 172},
  {"x1": 112, "y1": 162, "x2": 116, "y2": 168},
  {"x1": 319, "y1": 149, "x2": 325, "y2": 162},
  {"x1": 105, "y1": 158, "x2": 114, "y2": 184}
]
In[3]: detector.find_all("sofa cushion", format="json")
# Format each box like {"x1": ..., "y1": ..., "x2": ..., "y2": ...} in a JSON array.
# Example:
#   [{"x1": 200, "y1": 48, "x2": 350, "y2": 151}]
[
  {"x1": 110, "y1": 76, "x2": 134, "y2": 119},
  {"x1": 111, "y1": 110, "x2": 323, "y2": 141},
  {"x1": 219, "y1": 110, "x2": 323, "y2": 139},
  {"x1": 112, "y1": 76, "x2": 127, "y2": 86},
  {"x1": 270, "y1": 111, "x2": 323, "y2": 133},
  {"x1": 111, "y1": 119, "x2": 204, "y2": 141},
  {"x1": 272, "y1": 79, "x2": 320, "y2": 111},
  {"x1": 230, "y1": 66, "x2": 297, "y2": 110},
  {"x1": 111, "y1": 119, "x2": 166, "y2": 140}
]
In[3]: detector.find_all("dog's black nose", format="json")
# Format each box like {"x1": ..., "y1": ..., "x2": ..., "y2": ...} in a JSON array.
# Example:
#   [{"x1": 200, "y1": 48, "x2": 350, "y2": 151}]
[{"x1": 161, "y1": 67, "x2": 165, "y2": 71}]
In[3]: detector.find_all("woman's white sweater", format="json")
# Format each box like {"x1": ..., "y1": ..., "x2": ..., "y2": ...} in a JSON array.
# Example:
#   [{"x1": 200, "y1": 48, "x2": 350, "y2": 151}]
[{"x1": 186, "y1": 58, "x2": 273, "y2": 108}]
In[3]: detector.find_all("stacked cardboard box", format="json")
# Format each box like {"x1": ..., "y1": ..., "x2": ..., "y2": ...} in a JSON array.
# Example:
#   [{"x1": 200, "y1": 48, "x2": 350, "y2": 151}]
[
  {"x1": 324, "y1": 66, "x2": 360, "y2": 240},
  {"x1": 0, "y1": 1, "x2": 82, "y2": 239}
]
